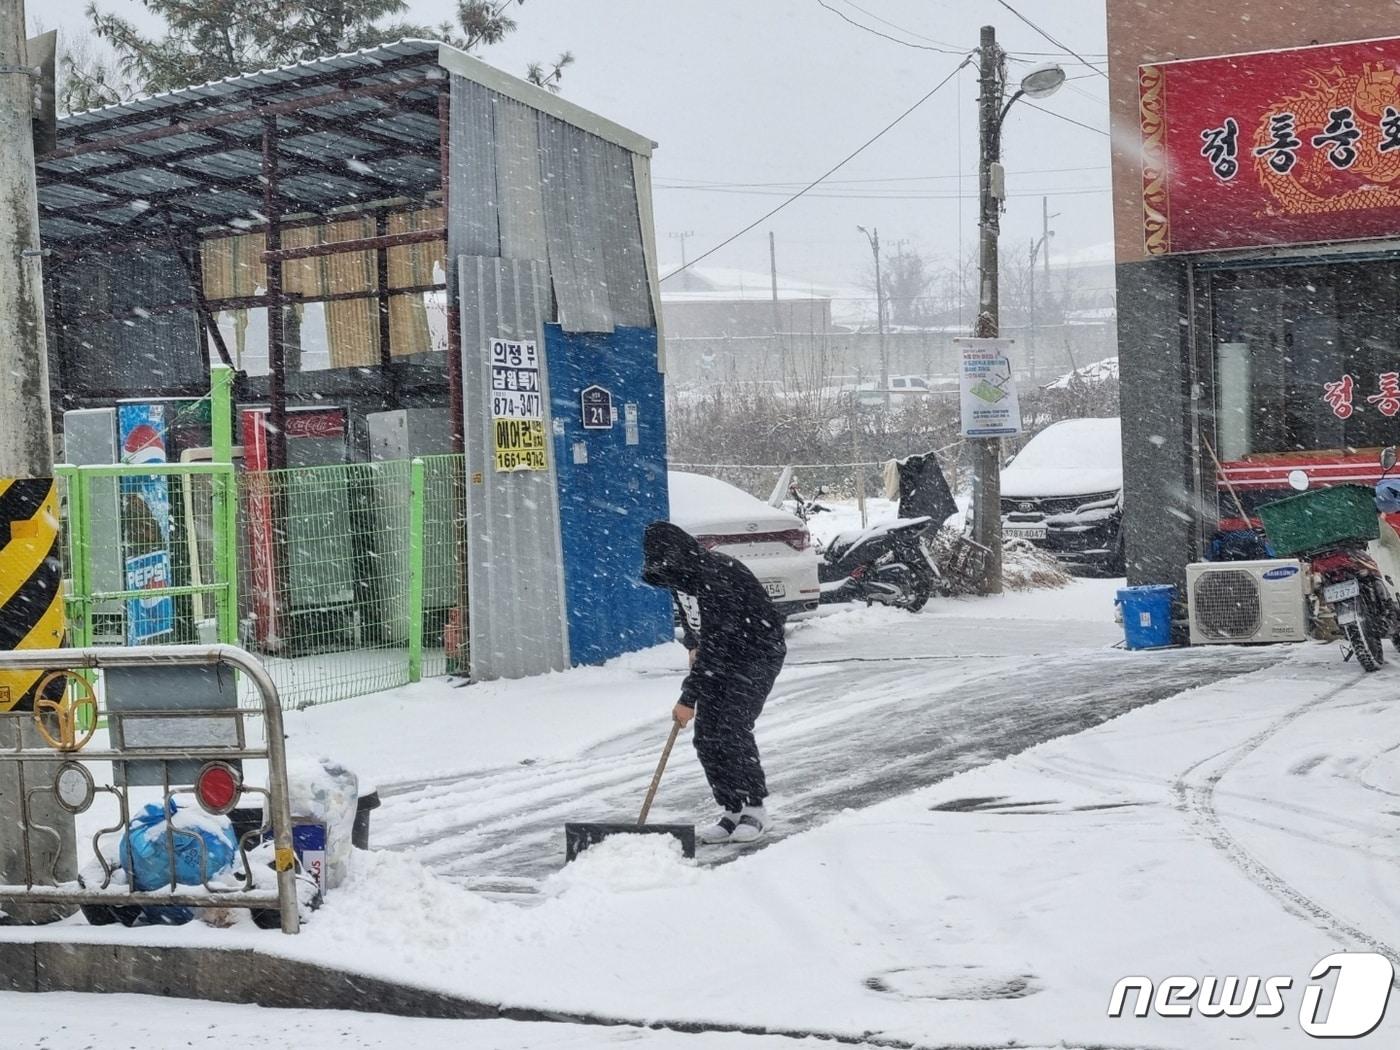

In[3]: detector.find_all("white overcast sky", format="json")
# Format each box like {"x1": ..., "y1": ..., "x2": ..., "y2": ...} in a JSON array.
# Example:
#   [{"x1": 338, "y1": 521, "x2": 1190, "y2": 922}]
[{"x1": 34, "y1": 0, "x2": 1112, "y2": 293}]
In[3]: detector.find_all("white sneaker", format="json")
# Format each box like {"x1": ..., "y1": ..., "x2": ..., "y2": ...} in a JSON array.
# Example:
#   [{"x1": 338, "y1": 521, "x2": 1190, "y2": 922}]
[
  {"x1": 698, "y1": 811, "x2": 741, "y2": 844},
  {"x1": 729, "y1": 805, "x2": 767, "y2": 844}
]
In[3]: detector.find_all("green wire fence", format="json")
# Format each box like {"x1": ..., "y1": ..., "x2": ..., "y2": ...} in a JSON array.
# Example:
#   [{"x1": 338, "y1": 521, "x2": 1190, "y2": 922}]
[{"x1": 56, "y1": 368, "x2": 470, "y2": 709}]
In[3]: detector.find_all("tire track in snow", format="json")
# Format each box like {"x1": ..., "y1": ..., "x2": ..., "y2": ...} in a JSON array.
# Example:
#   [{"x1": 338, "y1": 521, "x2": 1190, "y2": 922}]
[
  {"x1": 372, "y1": 644, "x2": 1279, "y2": 892},
  {"x1": 1171, "y1": 679, "x2": 1400, "y2": 972}
]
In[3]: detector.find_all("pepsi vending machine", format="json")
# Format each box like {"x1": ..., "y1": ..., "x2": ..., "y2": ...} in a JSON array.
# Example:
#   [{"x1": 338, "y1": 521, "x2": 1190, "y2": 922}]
[{"x1": 117, "y1": 404, "x2": 175, "y2": 645}]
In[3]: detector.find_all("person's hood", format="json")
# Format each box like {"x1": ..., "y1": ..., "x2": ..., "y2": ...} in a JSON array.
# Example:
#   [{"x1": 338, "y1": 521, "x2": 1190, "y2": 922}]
[{"x1": 642, "y1": 520, "x2": 706, "y2": 592}]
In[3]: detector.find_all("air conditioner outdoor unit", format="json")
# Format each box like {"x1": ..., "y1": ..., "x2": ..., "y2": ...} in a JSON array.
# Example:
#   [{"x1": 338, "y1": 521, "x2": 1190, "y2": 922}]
[{"x1": 1187, "y1": 559, "x2": 1309, "y2": 645}]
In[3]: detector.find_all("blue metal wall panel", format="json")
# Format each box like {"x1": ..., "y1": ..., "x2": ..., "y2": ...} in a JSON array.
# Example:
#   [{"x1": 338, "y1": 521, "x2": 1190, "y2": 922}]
[{"x1": 546, "y1": 324, "x2": 672, "y2": 665}]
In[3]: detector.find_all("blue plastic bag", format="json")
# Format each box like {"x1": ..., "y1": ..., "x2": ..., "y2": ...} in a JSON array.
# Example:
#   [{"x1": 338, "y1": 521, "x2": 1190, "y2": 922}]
[{"x1": 118, "y1": 801, "x2": 237, "y2": 924}]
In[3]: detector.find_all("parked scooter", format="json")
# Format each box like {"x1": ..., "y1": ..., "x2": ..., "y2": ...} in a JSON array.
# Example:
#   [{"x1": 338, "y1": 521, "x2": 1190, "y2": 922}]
[
  {"x1": 1257, "y1": 447, "x2": 1400, "y2": 672},
  {"x1": 789, "y1": 483, "x2": 941, "y2": 611}
]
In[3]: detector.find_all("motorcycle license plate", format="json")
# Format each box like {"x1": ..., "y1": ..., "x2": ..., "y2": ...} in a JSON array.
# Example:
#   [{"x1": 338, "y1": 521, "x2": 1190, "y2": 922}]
[
  {"x1": 763, "y1": 579, "x2": 786, "y2": 598},
  {"x1": 1005, "y1": 527, "x2": 1046, "y2": 540},
  {"x1": 1324, "y1": 579, "x2": 1360, "y2": 604}
]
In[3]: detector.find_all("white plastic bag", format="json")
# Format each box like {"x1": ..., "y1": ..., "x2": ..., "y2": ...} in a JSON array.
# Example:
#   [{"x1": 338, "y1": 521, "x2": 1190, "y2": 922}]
[{"x1": 284, "y1": 755, "x2": 358, "y2": 889}]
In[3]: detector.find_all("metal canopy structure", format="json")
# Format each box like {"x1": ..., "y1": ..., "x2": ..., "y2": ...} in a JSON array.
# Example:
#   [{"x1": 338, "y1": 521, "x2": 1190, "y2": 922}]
[
  {"x1": 36, "y1": 39, "x2": 660, "y2": 470},
  {"x1": 38, "y1": 41, "x2": 456, "y2": 467},
  {"x1": 38, "y1": 40, "x2": 449, "y2": 247},
  {"x1": 34, "y1": 39, "x2": 670, "y2": 683}
]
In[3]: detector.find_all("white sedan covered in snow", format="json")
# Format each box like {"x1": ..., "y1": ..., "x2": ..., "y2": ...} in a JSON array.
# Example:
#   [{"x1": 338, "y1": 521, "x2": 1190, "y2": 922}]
[{"x1": 667, "y1": 471, "x2": 821, "y2": 616}]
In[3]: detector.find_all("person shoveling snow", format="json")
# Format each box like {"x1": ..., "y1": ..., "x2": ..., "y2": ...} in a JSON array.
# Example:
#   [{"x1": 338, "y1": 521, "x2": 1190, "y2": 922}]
[{"x1": 641, "y1": 520, "x2": 786, "y2": 845}]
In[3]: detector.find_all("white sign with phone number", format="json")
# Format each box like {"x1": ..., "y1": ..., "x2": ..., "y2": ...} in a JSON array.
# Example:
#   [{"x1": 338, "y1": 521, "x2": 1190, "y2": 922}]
[{"x1": 489, "y1": 338, "x2": 542, "y2": 420}]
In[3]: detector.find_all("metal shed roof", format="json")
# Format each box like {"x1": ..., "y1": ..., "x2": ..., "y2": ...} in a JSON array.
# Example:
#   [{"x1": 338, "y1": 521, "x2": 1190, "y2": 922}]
[{"x1": 38, "y1": 39, "x2": 654, "y2": 247}]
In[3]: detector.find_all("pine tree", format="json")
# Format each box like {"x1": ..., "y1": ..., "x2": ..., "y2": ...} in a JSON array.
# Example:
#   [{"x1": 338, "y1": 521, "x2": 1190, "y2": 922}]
[{"x1": 72, "y1": 0, "x2": 569, "y2": 111}]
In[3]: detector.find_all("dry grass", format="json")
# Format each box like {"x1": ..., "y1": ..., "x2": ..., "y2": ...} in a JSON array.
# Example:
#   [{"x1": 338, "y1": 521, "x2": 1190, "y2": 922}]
[{"x1": 1002, "y1": 539, "x2": 1073, "y2": 591}]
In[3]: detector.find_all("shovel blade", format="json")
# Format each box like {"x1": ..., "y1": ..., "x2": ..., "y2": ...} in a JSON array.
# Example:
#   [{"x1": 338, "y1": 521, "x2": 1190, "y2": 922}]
[{"x1": 564, "y1": 822, "x2": 696, "y2": 863}]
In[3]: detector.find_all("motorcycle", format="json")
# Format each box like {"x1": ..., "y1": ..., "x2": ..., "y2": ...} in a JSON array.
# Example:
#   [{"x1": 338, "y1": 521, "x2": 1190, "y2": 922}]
[
  {"x1": 1258, "y1": 446, "x2": 1400, "y2": 672},
  {"x1": 788, "y1": 483, "x2": 989, "y2": 611}
]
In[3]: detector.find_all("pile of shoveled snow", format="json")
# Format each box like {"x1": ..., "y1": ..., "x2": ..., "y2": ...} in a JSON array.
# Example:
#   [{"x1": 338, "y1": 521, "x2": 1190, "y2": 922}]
[{"x1": 544, "y1": 834, "x2": 700, "y2": 896}]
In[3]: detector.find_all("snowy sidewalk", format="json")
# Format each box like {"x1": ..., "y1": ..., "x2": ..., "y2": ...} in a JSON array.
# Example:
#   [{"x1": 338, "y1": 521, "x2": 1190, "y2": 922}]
[
  {"x1": 6, "y1": 583, "x2": 1397, "y2": 1047},
  {"x1": 268, "y1": 635, "x2": 1392, "y2": 1049}
]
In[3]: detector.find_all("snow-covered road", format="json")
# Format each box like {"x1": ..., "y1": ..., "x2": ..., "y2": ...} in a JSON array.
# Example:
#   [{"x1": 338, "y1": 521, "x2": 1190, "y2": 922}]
[
  {"x1": 369, "y1": 592, "x2": 1282, "y2": 893},
  {"x1": 6, "y1": 578, "x2": 1398, "y2": 1048}
]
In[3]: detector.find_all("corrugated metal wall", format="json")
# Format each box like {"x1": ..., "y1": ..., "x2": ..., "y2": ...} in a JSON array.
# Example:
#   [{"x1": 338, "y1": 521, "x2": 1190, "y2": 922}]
[
  {"x1": 447, "y1": 71, "x2": 664, "y2": 679},
  {"x1": 459, "y1": 256, "x2": 570, "y2": 680},
  {"x1": 448, "y1": 73, "x2": 654, "y2": 337}
]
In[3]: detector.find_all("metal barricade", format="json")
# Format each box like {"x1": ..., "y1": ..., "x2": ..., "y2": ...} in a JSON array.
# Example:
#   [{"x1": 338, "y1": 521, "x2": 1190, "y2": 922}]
[{"x1": 0, "y1": 645, "x2": 300, "y2": 934}]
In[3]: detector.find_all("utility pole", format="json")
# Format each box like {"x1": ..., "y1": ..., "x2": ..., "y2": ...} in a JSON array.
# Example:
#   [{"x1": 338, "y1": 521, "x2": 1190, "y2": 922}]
[
  {"x1": 858, "y1": 225, "x2": 890, "y2": 411},
  {"x1": 769, "y1": 230, "x2": 780, "y2": 326},
  {"x1": 1028, "y1": 237, "x2": 1037, "y2": 386},
  {"x1": 967, "y1": 32, "x2": 1065, "y2": 595},
  {"x1": 0, "y1": 2, "x2": 53, "y2": 480},
  {"x1": 770, "y1": 230, "x2": 786, "y2": 386},
  {"x1": 1026, "y1": 210, "x2": 1056, "y2": 386},
  {"x1": 0, "y1": 4, "x2": 76, "y2": 924},
  {"x1": 668, "y1": 230, "x2": 694, "y2": 289},
  {"x1": 1043, "y1": 195, "x2": 1053, "y2": 287},
  {"x1": 972, "y1": 24, "x2": 1005, "y2": 595}
]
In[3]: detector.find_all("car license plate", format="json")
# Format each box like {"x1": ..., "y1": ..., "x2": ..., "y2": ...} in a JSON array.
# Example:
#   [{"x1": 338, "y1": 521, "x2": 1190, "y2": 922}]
[
  {"x1": 1324, "y1": 578, "x2": 1360, "y2": 604},
  {"x1": 1005, "y1": 527, "x2": 1047, "y2": 540},
  {"x1": 763, "y1": 579, "x2": 786, "y2": 598}
]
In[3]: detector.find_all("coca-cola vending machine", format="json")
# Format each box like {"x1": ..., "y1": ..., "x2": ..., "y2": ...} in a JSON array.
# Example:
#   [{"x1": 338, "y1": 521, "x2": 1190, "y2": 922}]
[{"x1": 241, "y1": 407, "x2": 351, "y2": 652}]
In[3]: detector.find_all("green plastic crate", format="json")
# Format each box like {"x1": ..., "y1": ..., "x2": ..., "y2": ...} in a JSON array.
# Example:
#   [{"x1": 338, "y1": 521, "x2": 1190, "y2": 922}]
[{"x1": 1256, "y1": 483, "x2": 1379, "y2": 556}]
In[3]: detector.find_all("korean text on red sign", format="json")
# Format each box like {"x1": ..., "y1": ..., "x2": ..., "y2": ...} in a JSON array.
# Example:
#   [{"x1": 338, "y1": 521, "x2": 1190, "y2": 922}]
[{"x1": 1140, "y1": 36, "x2": 1400, "y2": 254}]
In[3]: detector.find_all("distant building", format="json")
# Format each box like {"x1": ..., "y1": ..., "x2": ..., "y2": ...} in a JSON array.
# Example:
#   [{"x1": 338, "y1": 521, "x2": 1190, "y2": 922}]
[{"x1": 660, "y1": 256, "x2": 1116, "y2": 393}]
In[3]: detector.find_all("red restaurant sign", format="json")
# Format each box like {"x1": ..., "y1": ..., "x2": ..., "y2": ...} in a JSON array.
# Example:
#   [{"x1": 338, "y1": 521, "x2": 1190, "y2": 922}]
[{"x1": 1141, "y1": 37, "x2": 1400, "y2": 254}]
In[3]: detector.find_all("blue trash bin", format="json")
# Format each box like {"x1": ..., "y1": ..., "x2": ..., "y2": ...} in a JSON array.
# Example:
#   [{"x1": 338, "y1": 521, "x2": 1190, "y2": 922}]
[{"x1": 1116, "y1": 585, "x2": 1175, "y2": 649}]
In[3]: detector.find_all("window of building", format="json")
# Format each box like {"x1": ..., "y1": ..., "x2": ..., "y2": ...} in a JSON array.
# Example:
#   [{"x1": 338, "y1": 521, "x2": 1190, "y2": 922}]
[
  {"x1": 201, "y1": 207, "x2": 446, "y2": 376},
  {"x1": 1210, "y1": 260, "x2": 1400, "y2": 459}
]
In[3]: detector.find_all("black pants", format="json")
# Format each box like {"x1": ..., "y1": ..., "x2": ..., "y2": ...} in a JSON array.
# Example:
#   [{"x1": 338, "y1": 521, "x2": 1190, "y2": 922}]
[{"x1": 693, "y1": 658, "x2": 781, "y2": 812}]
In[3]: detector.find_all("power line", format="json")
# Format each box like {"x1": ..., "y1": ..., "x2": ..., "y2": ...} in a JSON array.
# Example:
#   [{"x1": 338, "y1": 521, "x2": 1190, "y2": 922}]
[
  {"x1": 1019, "y1": 100, "x2": 1109, "y2": 137},
  {"x1": 814, "y1": 0, "x2": 969, "y2": 54},
  {"x1": 835, "y1": 0, "x2": 964, "y2": 51},
  {"x1": 658, "y1": 164, "x2": 1108, "y2": 189},
  {"x1": 994, "y1": 0, "x2": 1110, "y2": 79},
  {"x1": 662, "y1": 56, "x2": 973, "y2": 281},
  {"x1": 1010, "y1": 49, "x2": 1109, "y2": 59},
  {"x1": 655, "y1": 184, "x2": 1110, "y2": 201},
  {"x1": 1007, "y1": 51, "x2": 1108, "y2": 72}
]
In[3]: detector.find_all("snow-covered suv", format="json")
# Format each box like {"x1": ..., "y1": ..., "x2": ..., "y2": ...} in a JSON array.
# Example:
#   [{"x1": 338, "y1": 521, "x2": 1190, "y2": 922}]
[{"x1": 999, "y1": 417, "x2": 1124, "y2": 574}]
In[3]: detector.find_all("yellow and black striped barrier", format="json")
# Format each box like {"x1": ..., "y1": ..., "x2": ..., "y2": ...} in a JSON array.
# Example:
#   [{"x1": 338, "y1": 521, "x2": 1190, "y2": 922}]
[{"x1": 0, "y1": 477, "x2": 64, "y2": 712}]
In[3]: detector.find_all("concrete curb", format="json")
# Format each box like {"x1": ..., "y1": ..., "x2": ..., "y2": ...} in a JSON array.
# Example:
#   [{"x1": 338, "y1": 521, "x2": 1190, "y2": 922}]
[
  {"x1": 0, "y1": 941, "x2": 500, "y2": 1020},
  {"x1": 0, "y1": 940, "x2": 932, "y2": 1047}
]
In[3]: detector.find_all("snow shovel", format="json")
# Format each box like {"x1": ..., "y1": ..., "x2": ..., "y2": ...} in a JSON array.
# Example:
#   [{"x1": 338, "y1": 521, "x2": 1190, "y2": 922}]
[{"x1": 564, "y1": 717, "x2": 696, "y2": 862}]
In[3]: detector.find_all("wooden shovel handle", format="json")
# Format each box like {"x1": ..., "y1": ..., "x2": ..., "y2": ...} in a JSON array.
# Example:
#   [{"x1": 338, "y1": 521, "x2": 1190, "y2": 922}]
[{"x1": 638, "y1": 718, "x2": 683, "y2": 825}]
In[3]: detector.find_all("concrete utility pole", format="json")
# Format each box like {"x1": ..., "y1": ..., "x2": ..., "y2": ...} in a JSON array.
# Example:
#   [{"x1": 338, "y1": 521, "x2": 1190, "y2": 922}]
[
  {"x1": 972, "y1": 25, "x2": 1005, "y2": 595},
  {"x1": 969, "y1": 28, "x2": 1065, "y2": 596},
  {"x1": 1028, "y1": 237, "x2": 1038, "y2": 385},
  {"x1": 1043, "y1": 195, "x2": 1053, "y2": 286},
  {"x1": 770, "y1": 231, "x2": 788, "y2": 388},
  {"x1": 668, "y1": 230, "x2": 694, "y2": 289},
  {"x1": 858, "y1": 225, "x2": 890, "y2": 411},
  {"x1": 0, "y1": 1, "x2": 53, "y2": 480}
]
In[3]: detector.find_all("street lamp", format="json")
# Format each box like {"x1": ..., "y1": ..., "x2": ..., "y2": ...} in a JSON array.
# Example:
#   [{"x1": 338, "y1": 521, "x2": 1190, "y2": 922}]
[
  {"x1": 1016, "y1": 62, "x2": 1068, "y2": 101},
  {"x1": 971, "y1": 27, "x2": 1064, "y2": 595},
  {"x1": 857, "y1": 225, "x2": 890, "y2": 411}
]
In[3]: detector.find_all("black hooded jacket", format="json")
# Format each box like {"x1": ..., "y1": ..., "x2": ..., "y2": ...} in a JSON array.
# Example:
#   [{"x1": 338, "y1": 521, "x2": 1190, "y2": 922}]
[{"x1": 642, "y1": 520, "x2": 786, "y2": 708}]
